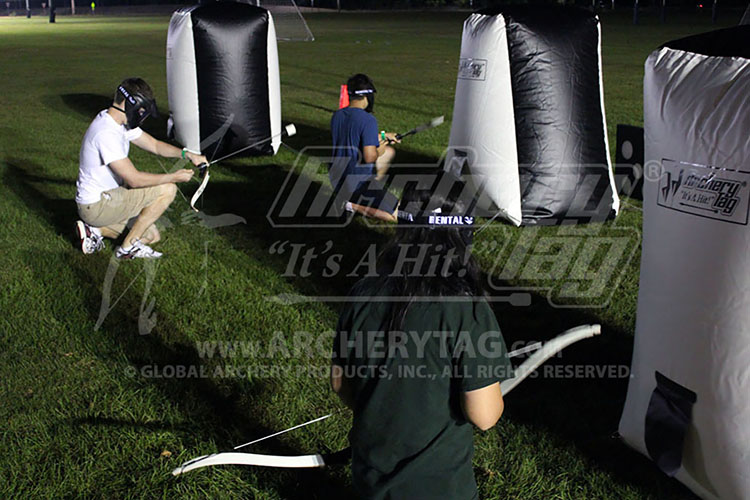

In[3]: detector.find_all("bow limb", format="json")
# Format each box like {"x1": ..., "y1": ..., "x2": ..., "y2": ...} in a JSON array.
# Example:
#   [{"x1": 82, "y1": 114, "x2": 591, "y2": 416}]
[
  {"x1": 500, "y1": 324, "x2": 601, "y2": 396},
  {"x1": 190, "y1": 164, "x2": 210, "y2": 212},
  {"x1": 172, "y1": 452, "x2": 326, "y2": 476}
]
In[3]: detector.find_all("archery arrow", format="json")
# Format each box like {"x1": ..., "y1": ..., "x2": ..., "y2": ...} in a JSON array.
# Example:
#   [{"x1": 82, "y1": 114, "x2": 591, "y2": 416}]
[
  {"x1": 394, "y1": 116, "x2": 444, "y2": 141},
  {"x1": 233, "y1": 414, "x2": 332, "y2": 450}
]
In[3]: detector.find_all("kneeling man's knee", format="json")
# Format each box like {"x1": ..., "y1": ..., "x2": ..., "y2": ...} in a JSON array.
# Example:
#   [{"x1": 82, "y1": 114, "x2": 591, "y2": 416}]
[{"x1": 162, "y1": 183, "x2": 178, "y2": 200}]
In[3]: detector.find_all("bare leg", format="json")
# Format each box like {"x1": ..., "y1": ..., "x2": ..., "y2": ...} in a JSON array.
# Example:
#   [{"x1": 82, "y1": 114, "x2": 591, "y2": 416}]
[
  {"x1": 122, "y1": 184, "x2": 176, "y2": 247},
  {"x1": 141, "y1": 225, "x2": 161, "y2": 244},
  {"x1": 375, "y1": 145, "x2": 396, "y2": 181},
  {"x1": 349, "y1": 202, "x2": 397, "y2": 223},
  {"x1": 99, "y1": 223, "x2": 159, "y2": 243},
  {"x1": 98, "y1": 227, "x2": 120, "y2": 239}
]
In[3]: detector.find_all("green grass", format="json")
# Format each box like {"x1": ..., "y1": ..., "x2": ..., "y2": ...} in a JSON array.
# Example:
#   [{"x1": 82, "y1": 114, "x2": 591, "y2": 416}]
[{"x1": 0, "y1": 9, "x2": 740, "y2": 499}]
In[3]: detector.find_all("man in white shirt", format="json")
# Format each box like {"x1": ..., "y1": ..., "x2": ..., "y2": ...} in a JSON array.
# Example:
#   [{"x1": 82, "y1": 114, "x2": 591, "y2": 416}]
[{"x1": 75, "y1": 77, "x2": 206, "y2": 259}]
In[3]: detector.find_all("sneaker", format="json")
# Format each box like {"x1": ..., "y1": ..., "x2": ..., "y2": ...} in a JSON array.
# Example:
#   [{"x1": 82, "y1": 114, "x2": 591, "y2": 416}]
[
  {"x1": 75, "y1": 220, "x2": 105, "y2": 254},
  {"x1": 115, "y1": 240, "x2": 163, "y2": 260}
]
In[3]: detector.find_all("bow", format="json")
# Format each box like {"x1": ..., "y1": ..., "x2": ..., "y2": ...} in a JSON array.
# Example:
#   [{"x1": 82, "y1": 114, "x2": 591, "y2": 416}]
[
  {"x1": 172, "y1": 446, "x2": 352, "y2": 476},
  {"x1": 190, "y1": 163, "x2": 210, "y2": 212},
  {"x1": 188, "y1": 124, "x2": 297, "y2": 212},
  {"x1": 173, "y1": 452, "x2": 325, "y2": 475},
  {"x1": 500, "y1": 324, "x2": 601, "y2": 395},
  {"x1": 172, "y1": 323, "x2": 600, "y2": 475}
]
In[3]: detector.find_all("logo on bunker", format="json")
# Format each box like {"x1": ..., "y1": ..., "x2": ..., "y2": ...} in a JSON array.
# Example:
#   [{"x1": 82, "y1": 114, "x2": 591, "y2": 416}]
[
  {"x1": 458, "y1": 58, "x2": 487, "y2": 81},
  {"x1": 658, "y1": 159, "x2": 750, "y2": 225}
]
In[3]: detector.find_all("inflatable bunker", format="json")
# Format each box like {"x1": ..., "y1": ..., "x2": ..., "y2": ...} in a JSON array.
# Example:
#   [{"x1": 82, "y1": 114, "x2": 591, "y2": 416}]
[
  {"x1": 619, "y1": 25, "x2": 750, "y2": 500},
  {"x1": 166, "y1": 0, "x2": 282, "y2": 159},
  {"x1": 445, "y1": 6, "x2": 619, "y2": 225}
]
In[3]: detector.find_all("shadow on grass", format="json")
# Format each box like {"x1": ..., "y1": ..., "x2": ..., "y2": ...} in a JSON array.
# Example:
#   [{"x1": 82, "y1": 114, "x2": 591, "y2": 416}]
[
  {"x1": 52, "y1": 93, "x2": 172, "y2": 142},
  {"x1": 488, "y1": 295, "x2": 698, "y2": 499},
  {"x1": 4, "y1": 162, "x2": 354, "y2": 499},
  {"x1": 5, "y1": 160, "x2": 78, "y2": 246},
  {"x1": 56, "y1": 93, "x2": 112, "y2": 118}
]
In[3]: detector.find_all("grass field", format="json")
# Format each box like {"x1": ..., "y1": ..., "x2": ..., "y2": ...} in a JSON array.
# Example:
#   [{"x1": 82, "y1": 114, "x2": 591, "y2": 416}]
[{"x1": 0, "y1": 8, "x2": 741, "y2": 499}]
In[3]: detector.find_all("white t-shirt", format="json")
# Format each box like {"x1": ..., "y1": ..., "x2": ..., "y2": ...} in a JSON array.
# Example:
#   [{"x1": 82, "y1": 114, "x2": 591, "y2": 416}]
[{"x1": 75, "y1": 110, "x2": 143, "y2": 205}]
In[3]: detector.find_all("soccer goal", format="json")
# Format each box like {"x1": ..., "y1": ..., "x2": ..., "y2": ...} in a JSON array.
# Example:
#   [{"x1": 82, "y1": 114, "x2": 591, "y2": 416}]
[{"x1": 258, "y1": 0, "x2": 315, "y2": 41}]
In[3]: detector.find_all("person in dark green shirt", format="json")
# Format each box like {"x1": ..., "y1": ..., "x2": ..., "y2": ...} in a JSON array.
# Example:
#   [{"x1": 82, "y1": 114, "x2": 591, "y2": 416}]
[{"x1": 331, "y1": 174, "x2": 514, "y2": 499}]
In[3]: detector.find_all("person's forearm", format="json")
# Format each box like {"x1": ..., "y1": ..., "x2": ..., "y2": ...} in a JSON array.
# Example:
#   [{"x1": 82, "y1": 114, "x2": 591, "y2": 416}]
[
  {"x1": 127, "y1": 170, "x2": 177, "y2": 188},
  {"x1": 376, "y1": 140, "x2": 389, "y2": 157},
  {"x1": 155, "y1": 140, "x2": 183, "y2": 159}
]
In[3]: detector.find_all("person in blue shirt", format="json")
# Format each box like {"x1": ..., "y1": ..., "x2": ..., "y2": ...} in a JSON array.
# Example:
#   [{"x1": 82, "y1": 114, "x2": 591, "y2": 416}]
[{"x1": 330, "y1": 74, "x2": 400, "y2": 222}]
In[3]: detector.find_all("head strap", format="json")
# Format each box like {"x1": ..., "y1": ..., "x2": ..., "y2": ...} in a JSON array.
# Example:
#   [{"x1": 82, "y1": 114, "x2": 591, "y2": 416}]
[{"x1": 397, "y1": 208, "x2": 474, "y2": 228}]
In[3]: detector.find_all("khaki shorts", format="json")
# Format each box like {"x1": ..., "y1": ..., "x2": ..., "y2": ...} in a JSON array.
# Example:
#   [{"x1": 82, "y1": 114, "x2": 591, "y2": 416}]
[{"x1": 77, "y1": 186, "x2": 163, "y2": 237}]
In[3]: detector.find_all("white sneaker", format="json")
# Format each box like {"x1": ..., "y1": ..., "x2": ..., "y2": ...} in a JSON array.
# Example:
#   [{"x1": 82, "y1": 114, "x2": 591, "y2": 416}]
[
  {"x1": 75, "y1": 220, "x2": 105, "y2": 254},
  {"x1": 115, "y1": 240, "x2": 163, "y2": 260}
]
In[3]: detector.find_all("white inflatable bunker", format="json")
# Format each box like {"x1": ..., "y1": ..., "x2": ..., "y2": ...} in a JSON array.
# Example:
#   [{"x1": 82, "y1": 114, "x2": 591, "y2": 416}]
[
  {"x1": 166, "y1": 0, "x2": 281, "y2": 159},
  {"x1": 619, "y1": 26, "x2": 750, "y2": 500},
  {"x1": 445, "y1": 7, "x2": 619, "y2": 226}
]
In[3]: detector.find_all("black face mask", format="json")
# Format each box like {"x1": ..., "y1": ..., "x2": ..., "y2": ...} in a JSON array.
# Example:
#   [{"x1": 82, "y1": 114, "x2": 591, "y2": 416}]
[{"x1": 113, "y1": 85, "x2": 158, "y2": 129}]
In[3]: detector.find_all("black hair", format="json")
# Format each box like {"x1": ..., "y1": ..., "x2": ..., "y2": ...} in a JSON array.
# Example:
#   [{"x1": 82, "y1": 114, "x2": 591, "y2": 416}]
[
  {"x1": 357, "y1": 172, "x2": 483, "y2": 332},
  {"x1": 346, "y1": 73, "x2": 376, "y2": 101},
  {"x1": 114, "y1": 77, "x2": 154, "y2": 105}
]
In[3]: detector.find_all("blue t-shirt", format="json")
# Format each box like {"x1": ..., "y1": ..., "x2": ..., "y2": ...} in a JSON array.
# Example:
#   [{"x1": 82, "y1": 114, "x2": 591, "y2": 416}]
[{"x1": 330, "y1": 107, "x2": 379, "y2": 196}]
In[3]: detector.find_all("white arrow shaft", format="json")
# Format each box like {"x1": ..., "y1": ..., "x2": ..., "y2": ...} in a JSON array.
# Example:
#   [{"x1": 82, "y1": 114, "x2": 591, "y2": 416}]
[{"x1": 234, "y1": 414, "x2": 332, "y2": 450}]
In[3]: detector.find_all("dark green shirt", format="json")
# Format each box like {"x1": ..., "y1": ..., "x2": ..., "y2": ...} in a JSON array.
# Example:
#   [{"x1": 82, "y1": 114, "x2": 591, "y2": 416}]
[{"x1": 333, "y1": 287, "x2": 514, "y2": 500}]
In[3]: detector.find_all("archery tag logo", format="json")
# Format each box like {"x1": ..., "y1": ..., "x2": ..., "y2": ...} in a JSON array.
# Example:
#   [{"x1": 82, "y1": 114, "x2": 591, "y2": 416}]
[
  {"x1": 657, "y1": 159, "x2": 750, "y2": 225},
  {"x1": 481, "y1": 223, "x2": 640, "y2": 309},
  {"x1": 457, "y1": 58, "x2": 487, "y2": 81}
]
